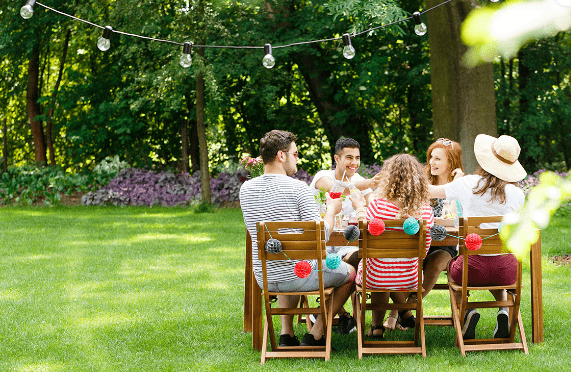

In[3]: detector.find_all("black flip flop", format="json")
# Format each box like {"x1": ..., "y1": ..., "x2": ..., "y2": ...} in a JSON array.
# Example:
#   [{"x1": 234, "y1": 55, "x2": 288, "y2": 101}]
[
  {"x1": 366, "y1": 325, "x2": 385, "y2": 339},
  {"x1": 398, "y1": 311, "x2": 416, "y2": 329}
]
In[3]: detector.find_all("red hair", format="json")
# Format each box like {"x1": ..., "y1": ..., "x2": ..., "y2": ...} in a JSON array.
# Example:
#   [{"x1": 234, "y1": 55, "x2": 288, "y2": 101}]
[{"x1": 425, "y1": 140, "x2": 464, "y2": 185}]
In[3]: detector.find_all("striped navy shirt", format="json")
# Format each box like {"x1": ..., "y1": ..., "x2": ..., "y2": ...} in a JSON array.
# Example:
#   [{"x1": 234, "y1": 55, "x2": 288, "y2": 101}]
[{"x1": 240, "y1": 174, "x2": 329, "y2": 286}]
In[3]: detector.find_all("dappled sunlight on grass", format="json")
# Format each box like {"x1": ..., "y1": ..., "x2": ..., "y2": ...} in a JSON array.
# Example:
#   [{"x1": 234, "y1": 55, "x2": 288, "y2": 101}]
[
  {"x1": 0, "y1": 289, "x2": 23, "y2": 301},
  {"x1": 76, "y1": 313, "x2": 145, "y2": 328},
  {"x1": 15, "y1": 362, "x2": 66, "y2": 372}
]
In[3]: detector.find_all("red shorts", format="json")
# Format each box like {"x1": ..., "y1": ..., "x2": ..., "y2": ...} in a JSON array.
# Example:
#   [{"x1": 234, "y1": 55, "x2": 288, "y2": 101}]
[{"x1": 449, "y1": 254, "x2": 517, "y2": 286}]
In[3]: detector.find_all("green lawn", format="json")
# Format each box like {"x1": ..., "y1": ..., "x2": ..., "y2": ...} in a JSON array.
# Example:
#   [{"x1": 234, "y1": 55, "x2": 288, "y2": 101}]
[{"x1": 0, "y1": 206, "x2": 569, "y2": 371}]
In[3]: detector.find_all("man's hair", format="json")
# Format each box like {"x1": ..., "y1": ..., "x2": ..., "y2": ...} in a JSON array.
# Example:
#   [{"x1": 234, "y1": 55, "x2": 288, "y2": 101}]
[
  {"x1": 335, "y1": 137, "x2": 360, "y2": 155},
  {"x1": 259, "y1": 130, "x2": 297, "y2": 163}
]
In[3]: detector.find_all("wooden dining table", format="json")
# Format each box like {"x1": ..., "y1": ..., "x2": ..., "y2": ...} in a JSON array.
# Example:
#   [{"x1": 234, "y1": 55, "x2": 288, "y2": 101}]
[{"x1": 243, "y1": 225, "x2": 543, "y2": 350}]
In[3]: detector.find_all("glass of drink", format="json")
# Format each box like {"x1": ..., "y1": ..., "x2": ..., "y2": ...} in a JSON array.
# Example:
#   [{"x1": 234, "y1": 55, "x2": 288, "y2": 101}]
[{"x1": 329, "y1": 180, "x2": 346, "y2": 199}]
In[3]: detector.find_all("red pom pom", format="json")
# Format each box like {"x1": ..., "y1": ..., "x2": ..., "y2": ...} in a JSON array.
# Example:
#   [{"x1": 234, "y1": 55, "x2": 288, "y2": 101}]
[
  {"x1": 368, "y1": 218, "x2": 385, "y2": 236},
  {"x1": 294, "y1": 261, "x2": 312, "y2": 278},
  {"x1": 465, "y1": 233, "x2": 482, "y2": 251}
]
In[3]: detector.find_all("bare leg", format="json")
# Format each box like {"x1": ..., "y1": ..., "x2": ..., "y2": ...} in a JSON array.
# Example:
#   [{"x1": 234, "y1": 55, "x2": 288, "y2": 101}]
[
  {"x1": 422, "y1": 250, "x2": 452, "y2": 297},
  {"x1": 278, "y1": 295, "x2": 300, "y2": 336},
  {"x1": 367, "y1": 292, "x2": 389, "y2": 336},
  {"x1": 490, "y1": 289, "x2": 507, "y2": 302},
  {"x1": 310, "y1": 266, "x2": 356, "y2": 339}
]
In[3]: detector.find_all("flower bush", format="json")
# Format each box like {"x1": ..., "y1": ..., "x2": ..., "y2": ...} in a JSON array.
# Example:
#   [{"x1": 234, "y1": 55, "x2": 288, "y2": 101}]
[{"x1": 241, "y1": 156, "x2": 264, "y2": 178}]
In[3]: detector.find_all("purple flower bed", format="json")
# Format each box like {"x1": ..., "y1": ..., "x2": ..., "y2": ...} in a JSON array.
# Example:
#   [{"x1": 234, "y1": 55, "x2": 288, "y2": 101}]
[
  {"x1": 82, "y1": 168, "x2": 249, "y2": 207},
  {"x1": 81, "y1": 163, "x2": 385, "y2": 207},
  {"x1": 520, "y1": 169, "x2": 569, "y2": 196}
]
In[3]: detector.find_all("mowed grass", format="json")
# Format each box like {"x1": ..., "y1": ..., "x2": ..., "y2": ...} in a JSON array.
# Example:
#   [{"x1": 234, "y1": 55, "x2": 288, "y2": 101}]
[{"x1": 0, "y1": 206, "x2": 570, "y2": 371}]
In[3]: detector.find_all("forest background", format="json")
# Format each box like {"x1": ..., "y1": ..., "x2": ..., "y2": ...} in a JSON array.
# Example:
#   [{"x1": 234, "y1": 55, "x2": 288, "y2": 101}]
[{"x1": 1, "y1": 0, "x2": 570, "y2": 206}]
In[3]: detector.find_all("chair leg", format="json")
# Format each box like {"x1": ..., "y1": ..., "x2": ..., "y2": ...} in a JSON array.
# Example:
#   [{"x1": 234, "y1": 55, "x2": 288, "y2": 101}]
[
  {"x1": 356, "y1": 292, "x2": 364, "y2": 359},
  {"x1": 261, "y1": 317, "x2": 269, "y2": 364},
  {"x1": 449, "y1": 288, "x2": 466, "y2": 356},
  {"x1": 517, "y1": 310, "x2": 529, "y2": 354},
  {"x1": 325, "y1": 292, "x2": 335, "y2": 362}
]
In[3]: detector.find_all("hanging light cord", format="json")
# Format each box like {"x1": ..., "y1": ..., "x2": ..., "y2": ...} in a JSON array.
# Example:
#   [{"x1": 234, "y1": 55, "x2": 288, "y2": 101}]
[{"x1": 35, "y1": 0, "x2": 454, "y2": 50}]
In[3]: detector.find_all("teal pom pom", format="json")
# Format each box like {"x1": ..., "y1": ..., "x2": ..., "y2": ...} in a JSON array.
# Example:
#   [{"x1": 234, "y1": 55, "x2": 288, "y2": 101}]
[
  {"x1": 403, "y1": 217, "x2": 420, "y2": 235},
  {"x1": 326, "y1": 253, "x2": 342, "y2": 270}
]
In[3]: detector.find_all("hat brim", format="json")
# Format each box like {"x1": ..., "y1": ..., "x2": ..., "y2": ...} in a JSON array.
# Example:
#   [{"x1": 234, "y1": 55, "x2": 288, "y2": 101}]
[{"x1": 474, "y1": 134, "x2": 527, "y2": 182}]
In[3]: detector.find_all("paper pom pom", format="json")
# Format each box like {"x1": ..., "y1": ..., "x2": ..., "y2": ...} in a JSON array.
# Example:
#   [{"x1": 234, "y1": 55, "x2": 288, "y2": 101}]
[
  {"x1": 430, "y1": 224, "x2": 447, "y2": 241},
  {"x1": 343, "y1": 225, "x2": 360, "y2": 241},
  {"x1": 368, "y1": 218, "x2": 385, "y2": 236},
  {"x1": 265, "y1": 238, "x2": 282, "y2": 254},
  {"x1": 294, "y1": 261, "x2": 312, "y2": 278},
  {"x1": 465, "y1": 233, "x2": 482, "y2": 251},
  {"x1": 326, "y1": 253, "x2": 342, "y2": 270},
  {"x1": 403, "y1": 217, "x2": 420, "y2": 235}
]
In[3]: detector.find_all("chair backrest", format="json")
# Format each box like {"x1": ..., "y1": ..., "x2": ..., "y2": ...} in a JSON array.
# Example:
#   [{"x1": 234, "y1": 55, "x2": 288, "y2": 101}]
[
  {"x1": 458, "y1": 216, "x2": 508, "y2": 256},
  {"x1": 256, "y1": 221, "x2": 327, "y2": 299},
  {"x1": 358, "y1": 219, "x2": 427, "y2": 291},
  {"x1": 358, "y1": 219, "x2": 427, "y2": 259}
]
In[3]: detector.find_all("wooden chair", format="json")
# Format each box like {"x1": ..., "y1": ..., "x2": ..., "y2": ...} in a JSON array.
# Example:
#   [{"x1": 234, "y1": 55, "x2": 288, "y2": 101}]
[
  {"x1": 256, "y1": 220, "x2": 335, "y2": 363},
  {"x1": 355, "y1": 219, "x2": 427, "y2": 358},
  {"x1": 448, "y1": 216, "x2": 528, "y2": 355}
]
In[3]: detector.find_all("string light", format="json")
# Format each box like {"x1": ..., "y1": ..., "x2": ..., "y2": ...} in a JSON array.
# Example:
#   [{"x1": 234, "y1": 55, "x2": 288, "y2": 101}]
[
  {"x1": 20, "y1": 0, "x2": 36, "y2": 19},
  {"x1": 97, "y1": 26, "x2": 113, "y2": 52},
  {"x1": 342, "y1": 33, "x2": 356, "y2": 59},
  {"x1": 180, "y1": 42, "x2": 193, "y2": 68},
  {"x1": 23, "y1": 0, "x2": 454, "y2": 68},
  {"x1": 262, "y1": 44, "x2": 275, "y2": 69},
  {"x1": 412, "y1": 12, "x2": 427, "y2": 36}
]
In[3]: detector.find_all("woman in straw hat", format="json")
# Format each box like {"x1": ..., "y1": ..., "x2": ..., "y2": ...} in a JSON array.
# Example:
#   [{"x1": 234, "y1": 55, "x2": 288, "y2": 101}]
[{"x1": 429, "y1": 134, "x2": 527, "y2": 341}]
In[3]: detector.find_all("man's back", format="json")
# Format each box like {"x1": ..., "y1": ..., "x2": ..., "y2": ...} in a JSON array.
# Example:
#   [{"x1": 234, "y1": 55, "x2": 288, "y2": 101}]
[{"x1": 240, "y1": 174, "x2": 320, "y2": 285}]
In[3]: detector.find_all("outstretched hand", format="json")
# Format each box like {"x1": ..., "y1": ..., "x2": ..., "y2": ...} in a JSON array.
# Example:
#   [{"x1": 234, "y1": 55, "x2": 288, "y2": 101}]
[
  {"x1": 348, "y1": 192, "x2": 366, "y2": 211},
  {"x1": 369, "y1": 172, "x2": 382, "y2": 189}
]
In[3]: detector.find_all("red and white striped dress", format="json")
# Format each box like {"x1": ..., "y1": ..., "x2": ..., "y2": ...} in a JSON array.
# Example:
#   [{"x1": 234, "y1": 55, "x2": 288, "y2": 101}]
[{"x1": 356, "y1": 198, "x2": 434, "y2": 290}]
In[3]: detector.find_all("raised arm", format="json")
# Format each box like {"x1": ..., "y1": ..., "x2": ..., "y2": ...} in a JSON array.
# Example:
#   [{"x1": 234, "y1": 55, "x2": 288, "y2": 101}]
[{"x1": 428, "y1": 184, "x2": 447, "y2": 199}]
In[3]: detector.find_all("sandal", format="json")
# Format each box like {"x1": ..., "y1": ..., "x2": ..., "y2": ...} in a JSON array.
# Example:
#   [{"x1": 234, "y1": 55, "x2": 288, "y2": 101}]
[
  {"x1": 366, "y1": 325, "x2": 385, "y2": 339},
  {"x1": 398, "y1": 310, "x2": 416, "y2": 329}
]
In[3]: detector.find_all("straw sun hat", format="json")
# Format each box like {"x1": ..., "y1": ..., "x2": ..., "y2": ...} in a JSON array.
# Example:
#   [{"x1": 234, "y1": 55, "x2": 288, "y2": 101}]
[{"x1": 474, "y1": 134, "x2": 527, "y2": 182}]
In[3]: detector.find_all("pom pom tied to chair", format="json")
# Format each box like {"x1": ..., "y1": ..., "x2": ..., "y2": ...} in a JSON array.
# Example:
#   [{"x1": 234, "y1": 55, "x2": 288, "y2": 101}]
[
  {"x1": 430, "y1": 224, "x2": 447, "y2": 241},
  {"x1": 368, "y1": 218, "x2": 385, "y2": 235},
  {"x1": 294, "y1": 261, "x2": 312, "y2": 278},
  {"x1": 465, "y1": 233, "x2": 483, "y2": 251},
  {"x1": 265, "y1": 238, "x2": 283, "y2": 254},
  {"x1": 326, "y1": 253, "x2": 342, "y2": 270},
  {"x1": 403, "y1": 217, "x2": 420, "y2": 235},
  {"x1": 343, "y1": 224, "x2": 360, "y2": 241}
]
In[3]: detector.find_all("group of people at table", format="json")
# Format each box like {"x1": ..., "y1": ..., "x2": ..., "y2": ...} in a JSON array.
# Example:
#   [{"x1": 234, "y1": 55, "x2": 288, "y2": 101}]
[{"x1": 240, "y1": 129, "x2": 527, "y2": 348}]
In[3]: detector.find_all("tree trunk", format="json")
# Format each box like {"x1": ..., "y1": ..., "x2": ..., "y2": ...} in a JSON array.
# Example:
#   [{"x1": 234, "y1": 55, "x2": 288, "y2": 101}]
[
  {"x1": 46, "y1": 29, "x2": 71, "y2": 166},
  {"x1": 181, "y1": 118, "x2": 189, "y2": 173},
  {"x1": 196, "y1": 51, "x2": 211, "y2": 203},
  {"x1": 2, "y1": 118, "x2": 7, "y2": 173},
  {"x1": 27, "y1": 43, "x2": 47, "y2": 165},
  {"x1": 426, "y1": 0, "x2": 497, "y2": 174}
]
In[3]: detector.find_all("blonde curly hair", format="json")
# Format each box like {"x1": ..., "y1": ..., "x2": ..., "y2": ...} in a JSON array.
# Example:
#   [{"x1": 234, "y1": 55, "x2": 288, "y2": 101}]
[{"x1": 375, "y1": 154, "x2": 430, "y2": 218}]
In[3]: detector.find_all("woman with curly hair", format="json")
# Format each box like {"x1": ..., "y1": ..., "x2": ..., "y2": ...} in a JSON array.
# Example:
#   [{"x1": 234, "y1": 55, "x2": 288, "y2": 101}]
[{"x1": 351, "y1": 154, "x2": 434, "y2": 338}]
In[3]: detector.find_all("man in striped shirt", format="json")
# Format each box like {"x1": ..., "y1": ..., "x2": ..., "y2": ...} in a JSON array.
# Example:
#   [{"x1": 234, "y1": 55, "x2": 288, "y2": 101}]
[{"x1": 240, "y1": 130, "x2": 356, "y2": 347}]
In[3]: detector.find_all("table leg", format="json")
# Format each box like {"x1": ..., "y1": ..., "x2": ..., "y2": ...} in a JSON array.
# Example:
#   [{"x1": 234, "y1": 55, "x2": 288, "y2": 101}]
[{"x1": 530, "y1": 231, "x2": 543, "y2": 343}]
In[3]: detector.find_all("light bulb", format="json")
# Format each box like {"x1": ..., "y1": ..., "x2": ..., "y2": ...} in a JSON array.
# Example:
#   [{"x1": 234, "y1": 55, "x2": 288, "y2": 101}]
[
  {"x1": 180, "y1": 42, "x2": 193, "y2": 68},
  {"x1": 263, "y1": 54, "x2": 275, "y2": 69},
  {"x1": 97, "y1": 37, "x2": 111, "y2": 51},
  {"x1": 412, "y1": 11, "x2": 427, "y2": 36},
  {"x1": 180, "y1": 53, "x2": 192, "y2": 68},
  {"x1": 262, "y1": 44, "x2": 275, "y2": 69},
  {"x1": 341, "y1": 33, "x2": 356, "y2": 59},
  {"x1": 97, "y1": 26, "x2": 113, "y2": 52},
  {"x1": 20, "y1": 4, "x2": 34, "y2": 19},
  {"x1": 343, "y1": 45, "x2": 356, "y2": 59},
  {"x1": 414, "y1": 23, "x2": 427, "y2": 36}
]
